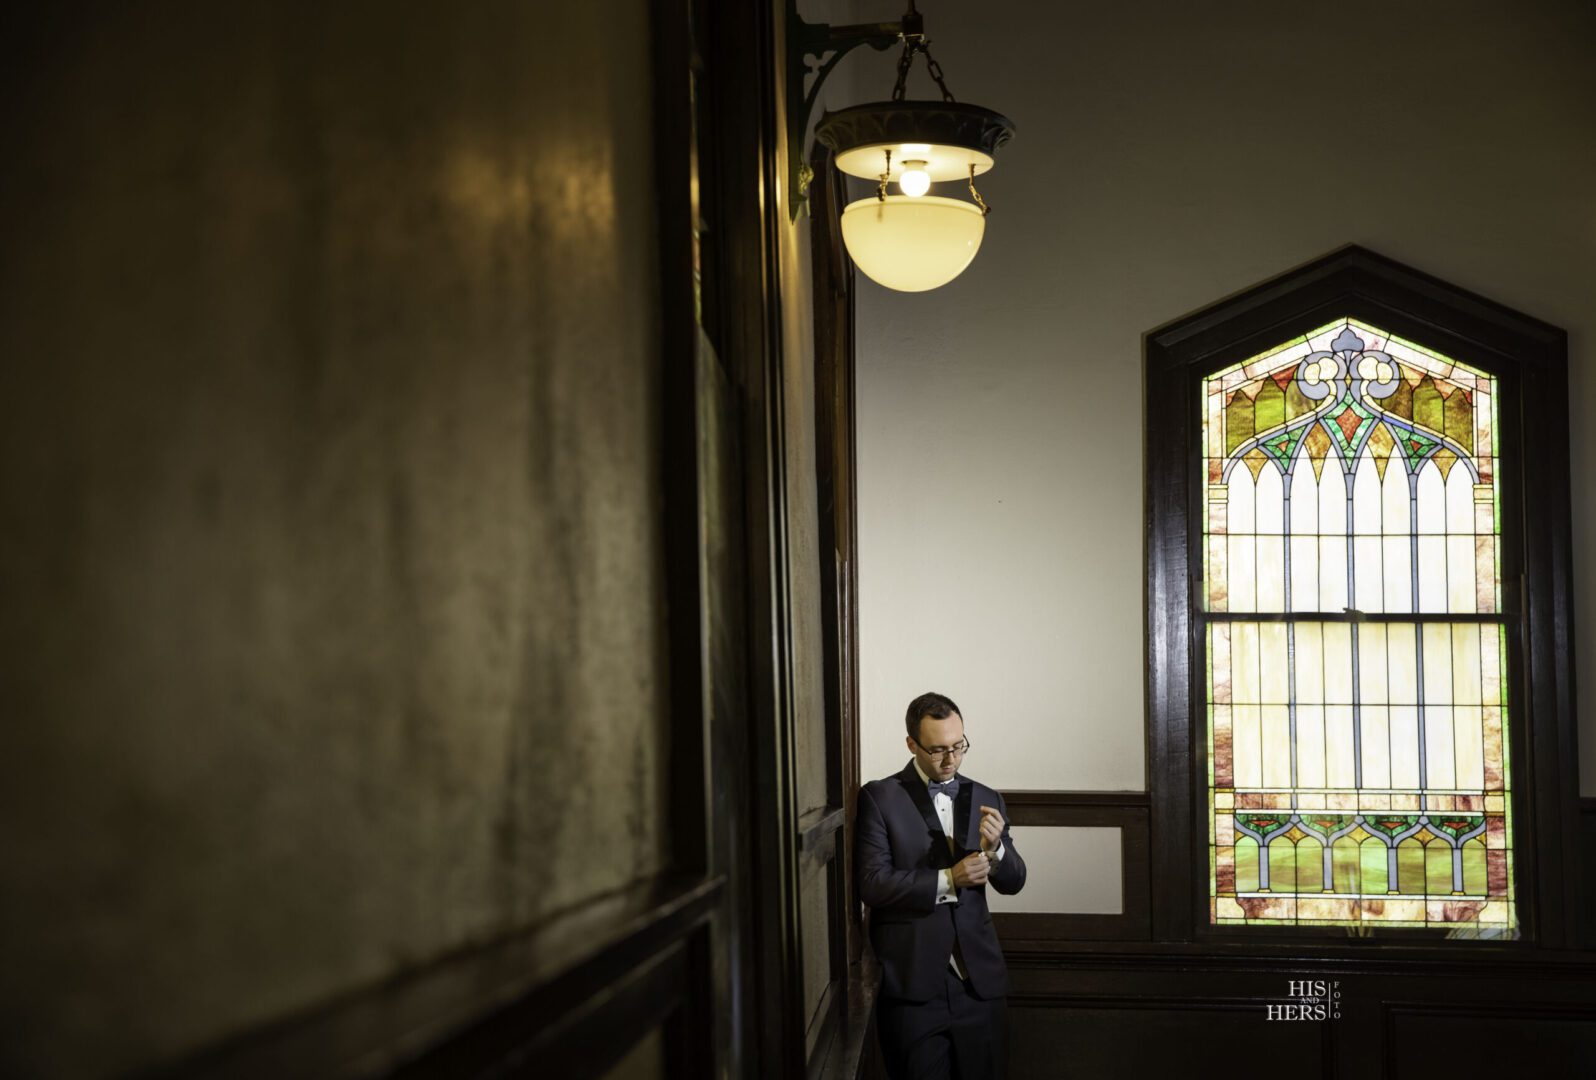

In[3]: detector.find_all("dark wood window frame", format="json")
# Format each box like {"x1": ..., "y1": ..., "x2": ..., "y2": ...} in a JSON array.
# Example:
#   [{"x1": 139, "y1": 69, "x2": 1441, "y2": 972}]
[{"x1": 1145, "y1": 246, "x2": 1580, "y2": 954}]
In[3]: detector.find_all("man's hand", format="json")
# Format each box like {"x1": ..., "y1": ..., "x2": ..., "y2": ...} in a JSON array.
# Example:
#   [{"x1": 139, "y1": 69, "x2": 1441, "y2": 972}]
[
  {"x1": 978, "y1": 806, "x2": 1005, "y2": 854},
  {"x1": 950, "y1": 851, "x2": 990, "y2": 889}
]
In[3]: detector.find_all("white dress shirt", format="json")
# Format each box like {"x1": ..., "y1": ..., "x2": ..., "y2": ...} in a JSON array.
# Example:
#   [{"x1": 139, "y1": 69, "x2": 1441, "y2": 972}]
[{"x1": 912, "y1": 758, "x2": 1006, "y2": 979}]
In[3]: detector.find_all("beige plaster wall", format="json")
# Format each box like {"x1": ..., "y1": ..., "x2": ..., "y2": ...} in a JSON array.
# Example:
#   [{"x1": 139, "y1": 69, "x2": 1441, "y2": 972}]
[{"x1": 858, "y1": 1, "x2": 1596, "y2": 820}]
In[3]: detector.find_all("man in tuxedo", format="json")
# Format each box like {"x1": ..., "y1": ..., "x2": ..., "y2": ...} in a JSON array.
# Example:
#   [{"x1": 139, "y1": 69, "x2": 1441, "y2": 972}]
[{"x1": 856, "y1": 692, "x2": 1026, "y2": 1080}]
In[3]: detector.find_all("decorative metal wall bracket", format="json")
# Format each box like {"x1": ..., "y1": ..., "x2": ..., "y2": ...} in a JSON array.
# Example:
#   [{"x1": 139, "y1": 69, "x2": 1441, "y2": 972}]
[{"x1": 787, "y1": 6, "x2": 906, "y2": 220}]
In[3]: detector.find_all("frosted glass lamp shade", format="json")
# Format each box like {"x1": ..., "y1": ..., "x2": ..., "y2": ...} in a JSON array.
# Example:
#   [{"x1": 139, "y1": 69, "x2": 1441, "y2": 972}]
[{"x1": 839, "y1": 195, "x2": 985, "y2": 292}]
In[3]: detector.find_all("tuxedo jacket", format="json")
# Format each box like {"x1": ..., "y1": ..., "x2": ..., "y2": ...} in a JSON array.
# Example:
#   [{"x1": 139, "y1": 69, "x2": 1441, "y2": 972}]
[{"x1": 855, "y1": 762, "x2": 1027, "y2": 1002}]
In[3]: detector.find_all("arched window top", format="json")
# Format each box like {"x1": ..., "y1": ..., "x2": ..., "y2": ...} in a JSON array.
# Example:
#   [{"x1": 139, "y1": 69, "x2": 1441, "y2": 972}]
[{"x1": 1208, "y1": 318, "x2": 1494, "y2": 490}]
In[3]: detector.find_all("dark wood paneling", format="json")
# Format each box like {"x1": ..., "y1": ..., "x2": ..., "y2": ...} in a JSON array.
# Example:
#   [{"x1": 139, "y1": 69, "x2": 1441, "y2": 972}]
[
  {"x1": 1384, "y1": 1004, "x2": 1596, "y2": 1074},
  {"x1": 1010, "y1": 1000, "x2": 1332, "y2": 1080},
  {"x1": 1004, "y1": 950, "x2": 1596, "y2": 1079},
  {"x1": 1582, "y1": 798, "x2": 1596, "y2": 950}
]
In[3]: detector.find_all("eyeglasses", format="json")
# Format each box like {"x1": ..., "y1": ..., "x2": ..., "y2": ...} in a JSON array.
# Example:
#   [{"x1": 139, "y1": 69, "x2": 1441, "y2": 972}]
[{"x1": 912, "y1": 737, "x2": 970, "y2": 760}]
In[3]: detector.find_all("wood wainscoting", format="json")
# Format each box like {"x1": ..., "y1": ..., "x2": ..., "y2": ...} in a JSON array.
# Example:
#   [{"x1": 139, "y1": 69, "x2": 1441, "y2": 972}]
[{"x1": 982, "y1": 793, "x2": 1596, "y2": 1078}]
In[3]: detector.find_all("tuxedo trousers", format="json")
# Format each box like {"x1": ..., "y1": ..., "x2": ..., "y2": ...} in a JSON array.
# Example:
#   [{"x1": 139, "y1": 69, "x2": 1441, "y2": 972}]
[{"x1": 876, "y1": 967, "x2": 1007, "y2": 1080}]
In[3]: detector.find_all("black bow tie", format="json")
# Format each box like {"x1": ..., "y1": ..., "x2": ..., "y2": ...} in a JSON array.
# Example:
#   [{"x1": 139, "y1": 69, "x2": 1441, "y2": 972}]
[{"x1": 928, "y1": 778, "x2": 960, "y2": 800}]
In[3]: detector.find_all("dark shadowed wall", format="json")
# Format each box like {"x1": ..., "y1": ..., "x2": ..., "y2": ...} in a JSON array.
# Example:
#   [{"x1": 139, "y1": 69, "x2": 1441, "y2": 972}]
[{"x1": 0, "y1": 2, "x2": 665, "y2": 1076}]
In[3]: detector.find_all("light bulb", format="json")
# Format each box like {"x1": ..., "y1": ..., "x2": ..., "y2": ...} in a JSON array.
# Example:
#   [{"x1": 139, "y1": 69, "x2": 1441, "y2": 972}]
[{"x1": 898, "y1": 161, "x2": 931, "y2": 198}]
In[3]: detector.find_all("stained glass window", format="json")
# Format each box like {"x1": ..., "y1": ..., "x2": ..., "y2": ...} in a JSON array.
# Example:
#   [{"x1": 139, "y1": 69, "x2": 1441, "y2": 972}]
[{"x1": 1203, "y1": 319, "x2": 1515, "y2": 933}]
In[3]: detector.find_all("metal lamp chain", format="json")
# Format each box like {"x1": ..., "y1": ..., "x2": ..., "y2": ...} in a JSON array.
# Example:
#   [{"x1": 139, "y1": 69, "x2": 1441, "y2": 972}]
[
  {"x1": 920, "y1": 43, "x2": 957, "y2": 103},
  {"x1": 890, "y1": 37, "x2": 957, "y2": 103}
]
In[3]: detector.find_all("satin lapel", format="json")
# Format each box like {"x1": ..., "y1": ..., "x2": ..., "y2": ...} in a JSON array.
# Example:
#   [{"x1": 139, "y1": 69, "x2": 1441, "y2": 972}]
[
  {"x1": 896, "y1": 763, "x2": 950, "y2": 866},
  {"x1": 954, "y1": 776, "x2": 976, "y2": 856}
]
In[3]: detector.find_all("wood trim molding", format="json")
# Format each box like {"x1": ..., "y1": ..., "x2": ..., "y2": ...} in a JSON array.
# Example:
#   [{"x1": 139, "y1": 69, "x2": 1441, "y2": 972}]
[{"x1": 1003, "y1": 791, "x2": 1151, "y2": 808}]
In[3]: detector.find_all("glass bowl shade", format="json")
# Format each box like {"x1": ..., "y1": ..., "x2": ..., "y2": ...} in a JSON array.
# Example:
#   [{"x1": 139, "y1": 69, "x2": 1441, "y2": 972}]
[{"x1": 839, "y1": 195, "x2": 985, "y2": 292}]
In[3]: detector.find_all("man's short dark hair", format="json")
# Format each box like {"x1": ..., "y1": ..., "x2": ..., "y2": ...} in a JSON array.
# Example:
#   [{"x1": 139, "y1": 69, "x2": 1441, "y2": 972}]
[{"x1": 905, "y1": 691, "x2": 962, "y2": 742}]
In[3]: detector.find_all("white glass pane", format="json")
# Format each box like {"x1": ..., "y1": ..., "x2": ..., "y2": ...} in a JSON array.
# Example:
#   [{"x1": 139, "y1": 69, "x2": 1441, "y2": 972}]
[
  {"x1": 1261, "y1": 704, "x2": 1292, "y2": 787},
  {"x1": 1360, "y1": 705, "x2": 1391, "y2": 788},
  {"x1": 1352, "y1": 455, "x2": 1382, "y2": 535},
  {"x1": 1233, "y1": 704, "x2": 1261, "y2": 787},
  {"x1": 1232, "y1": 622, "x2": 1260, "y2": 704},
  {"x1": 1389, "y1": 704, "x2": 1421, "y2": 788},
  {"x1": 1386, "y1": 623, "x2": 1418, "y2": 705},
  {"x1": 1446, "y1": 464, "x2": 1474, "y2": 533},
  {"x1": 1447, "y1": 535, "x2": 1477, "y2": 612},
  {"x1": 1319, "y1": 536, "x2": 1348, "y2": 612},
  {"x1": 1417, "y1": 535, "x2": 1448, "y2": 612},
  {"x1": 1452, "y1": 624, "x2": 1483, "y2": 705},
  {"x1": 1416, "y1": 460, "x2": 1446, "y2": 534},
  {"x1": 1325, "y1": 704, "x2": 1356, "y2": 787},
  {"x1": 1381, "y1": 457, "x2": 1411, "y2": 535},
  {"x1": 1323, "y1": 623, "x2": 1354, "y2": 704},
  {"x1": 1353, "y1": 536, "x2": 1384, "y2": 612},
  {"x1": 1383, "y1": 536, "x2": 1413, "y2": 613},
  {"x1": 1295, "y1": 623, "x2": 1324, "y2": 703},
  {"x1": 1358, "y1": 625, "x2": 1388, "y2": 704},
  {"x1": 1482, "y1": 625, "x2": 1504, "y2": 706},
  {"x1": 1259, "y1": 623, "x2": 1289, "y2": 703},
  {"x1": 1454, "y1": 705, "x2": 1485, "y2": 789},
  {"x1": 1422, "y1": 623, "x2": 1453, "y2": 705},
  {"x1": 1296, "y1": 704, "x2": 1326, "y2": 788},
  {"x1": 1318, "y1": 453, "x2": 1347, "y2": 537},
  {"x1": 1228, "y1": 462, "x2": 1256, "y2": 534},
  {"x1": 1289, "y1": 463, "x2": 1318, "y2": 534},
  {"x1": 1228, "y1": 535, "x2": 1256, "y2": 611},
  {"x1": 1256, "y1": 536, "x2": 1286, "y2": 611},
  {"x1": 1424, "y1": 704, "x2": 1457, "y2": 790},
  {"x1": 1290, "y1": 536, "x2": 1319, "y2": 612},
  {"x1": 1256, "y1": 464, "x2": 1284, "y2": 535}
]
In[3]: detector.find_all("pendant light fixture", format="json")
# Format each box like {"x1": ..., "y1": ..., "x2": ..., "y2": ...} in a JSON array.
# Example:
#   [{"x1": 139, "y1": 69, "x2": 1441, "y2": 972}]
[{"x1": 790, "y1": 1, "x2": 1015, "y2": 292}]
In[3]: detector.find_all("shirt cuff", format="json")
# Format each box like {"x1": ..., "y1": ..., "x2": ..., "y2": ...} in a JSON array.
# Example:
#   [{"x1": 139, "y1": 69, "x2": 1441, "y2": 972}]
[
  {"x1": 937, "y1": 868, "x2": 956, "y2": 903},
  {"x1": 991, "y1": 841, "x2": 1006, "y2": 862}
]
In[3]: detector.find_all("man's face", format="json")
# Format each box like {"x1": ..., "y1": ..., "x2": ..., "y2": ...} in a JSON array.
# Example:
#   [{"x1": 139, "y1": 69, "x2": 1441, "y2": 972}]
[{"x1": 907, "y1": 712, "x2": 965, "y2": 781}]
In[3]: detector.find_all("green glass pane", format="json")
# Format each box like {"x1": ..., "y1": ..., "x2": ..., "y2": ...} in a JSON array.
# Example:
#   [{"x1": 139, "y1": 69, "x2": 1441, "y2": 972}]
[
  {"x1": 1296, "y1": 838, "x2": 1325, "y2": 892},
  {"x1": 1425, "y1": 842, "x2": 1454, "y2": 895},
  {"x1": 1443, "y1": 387, "x2": 1474, "y2": 453},
  {"x1": 1225, "y1": 390, "x2": 1255, "y2": 456},
  {"x1": 1462, "y1": 839, "x2": 1488, "y2": 895},
  {"x1": 1413, "y1": 376, "x2": 1445, "y2": 433},
  {"x1": 1268, "y1": 840, "x2": 1297, "y2": 893},
  {"x1": 1397, "y1": 840, "x2": 1426, "y2": 893},
  {"x1": 1236, "y1": 837, "x2": 1259, "y2": 893},
  {"x1": 1359, "y1": 837, "x2": 1389, "y2": 895},
  {"x1": 1383, "y1": 376, "x2": 1414, "y2": 420},
  {"x1": 1253, "y1": 379, "x2": 1286, "y2": 433},
  {"x1": 1331, "y1": 837, "x2": 1361, "y2": 893}
]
